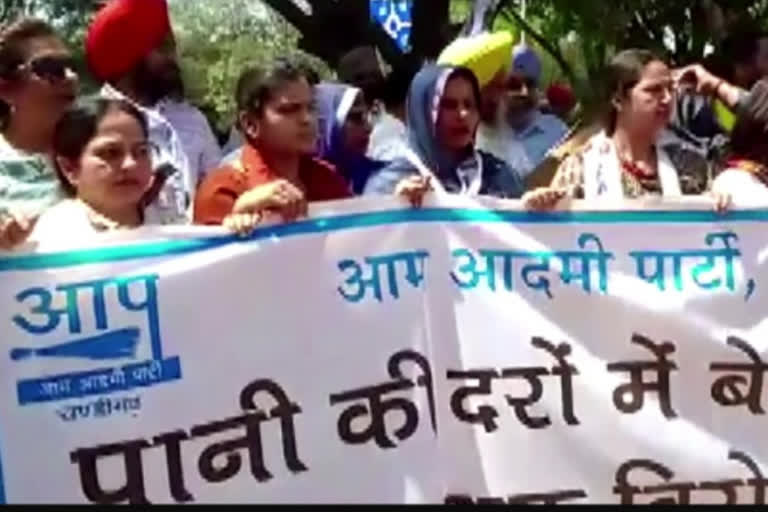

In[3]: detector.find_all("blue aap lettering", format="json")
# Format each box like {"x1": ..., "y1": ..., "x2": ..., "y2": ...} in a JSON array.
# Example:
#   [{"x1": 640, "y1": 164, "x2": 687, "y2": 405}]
[
  {"x1": 629, "y1": 232, "x2": 754, "y2": 298},
  {"x1": 452, "y1": 233, "x2": 613, "y2": 299},
  {"x1": 337, "y1": 250, "x2": 429, "y2": 303},
  {"x1": 9, "y1": 273, "x2": 181, "y2": 405}
]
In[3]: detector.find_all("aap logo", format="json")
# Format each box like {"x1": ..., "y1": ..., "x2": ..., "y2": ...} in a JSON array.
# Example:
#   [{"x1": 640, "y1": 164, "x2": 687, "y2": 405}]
[{"x1": 9, "y1": 274, "x2": 181, "y2": 406}]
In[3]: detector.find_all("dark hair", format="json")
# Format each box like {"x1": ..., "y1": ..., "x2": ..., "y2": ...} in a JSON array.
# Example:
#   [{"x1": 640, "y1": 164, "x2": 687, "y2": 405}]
[
  {"x1": 235, "y1": 59, "x2": 308, "y2": 116},
  {"x1": 296, "y1": 60, "x2": 320, "y2": 86},
  {"x1": 730, "y1": 80, "x2": 768, "y2": 163},
  {"x1": 0, "y1": 18, "x2": 58, "y2": 129},
  {"x1": 446, "y1": 66, "x2": 483, "y2": 109},
  {"x1": 603, "y1": 49, "x2": 661, "y2": 135},
  {"x1": 52, "y1": 97, "x2": 148, "y2": 196},
  {"x1": 382, "y1": 64, "x2": 417, "y2": 110},
  {"x1": 701, "y1": 53, "x2": 729, "y2": 80},
  {"x1": 723, "y1": 30, "x2": 768, "y2": 66},
  {"x1": 720, "y1": 30, "x2": 768, "y2": 82}
]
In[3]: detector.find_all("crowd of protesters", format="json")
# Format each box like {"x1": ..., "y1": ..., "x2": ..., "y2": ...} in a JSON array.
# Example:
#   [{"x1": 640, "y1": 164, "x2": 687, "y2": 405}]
[{"x1": 2, "y1": 0, "x2": 768, "y2": 251}]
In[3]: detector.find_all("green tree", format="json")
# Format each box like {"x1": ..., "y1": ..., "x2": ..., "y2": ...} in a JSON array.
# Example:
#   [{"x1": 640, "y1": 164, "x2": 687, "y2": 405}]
[
  {"x1": 1, "y1": 0, "x2": 102, "y2": 91},
  {"x1": 169, "y1": 0, "x2": 330, "y2": 134},
  {"x1": 496, "y1": 0, "x2": 768, "y2": 81},
  {"x1": 260, "y1": 0, "x2": 462, "y2": 69},
  {"x1": 492, "y1": 0, "x2": 768, "y2": 115}
]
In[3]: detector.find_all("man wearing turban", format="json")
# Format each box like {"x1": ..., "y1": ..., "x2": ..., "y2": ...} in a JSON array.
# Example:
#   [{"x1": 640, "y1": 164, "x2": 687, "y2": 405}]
[
  {"x1": 438, "y1": 36, "x2": 568, "y2": 181},
  {"x1": 438, "y1": 31, "x2": 513, "y2": 132},
  {"x1": 545, "y1": 82, "x2": 576, "y2": 121},
  {"x1": 495, "y1": 44, "x2": 568, "y2": 180},
  {"x1": 86, "y1": 0, "x2": 212, "y2": 225}
]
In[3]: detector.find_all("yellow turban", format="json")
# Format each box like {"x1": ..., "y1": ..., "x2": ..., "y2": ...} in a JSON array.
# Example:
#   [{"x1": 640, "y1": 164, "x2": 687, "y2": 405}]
[{"x1": 437, "y1": 31, "x2": 514, "y2": 88}]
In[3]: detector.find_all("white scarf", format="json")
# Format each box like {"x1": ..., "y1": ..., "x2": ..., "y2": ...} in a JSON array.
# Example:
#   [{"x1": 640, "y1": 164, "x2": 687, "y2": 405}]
[
  {"x1": 582, "y1": 131, "x2": 681, "y2": 200},
  {"x1": 403, "y1": 146, "x2": 484, "y2": 196}
]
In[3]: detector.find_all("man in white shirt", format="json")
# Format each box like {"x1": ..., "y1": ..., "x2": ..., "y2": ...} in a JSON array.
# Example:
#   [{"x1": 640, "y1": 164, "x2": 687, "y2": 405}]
[
  {"x1": 158, "y1": 97, "x2": 222, "y2": 186},
  {"x1": 476, "y1": 45, "x2": 568, "y2": 180},
  {"x1": 367, "y1": 66, "x2": 413, "y2": 162}
]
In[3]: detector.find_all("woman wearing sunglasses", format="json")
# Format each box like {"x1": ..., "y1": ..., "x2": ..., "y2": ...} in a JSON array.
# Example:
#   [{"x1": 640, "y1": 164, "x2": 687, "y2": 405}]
[
  {"x1": 0, "y1": 18, "x2": 78, "y2": 248},
  {"x1": 315, "y1": 82, "x2": 385, "y2": 195}
]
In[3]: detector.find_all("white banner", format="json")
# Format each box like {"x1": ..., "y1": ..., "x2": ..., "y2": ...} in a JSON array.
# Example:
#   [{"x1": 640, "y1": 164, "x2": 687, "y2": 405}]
[{"x1": 0, "y1": 196, "x2": 767, "y2": 504}]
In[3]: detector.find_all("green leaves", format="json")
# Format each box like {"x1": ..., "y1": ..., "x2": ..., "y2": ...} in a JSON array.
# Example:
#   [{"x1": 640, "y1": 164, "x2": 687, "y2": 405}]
[
  {"x1": 169, "y1": 0, "x2": 329, "y2": 134},
  {"x1": 493, "y1": 0, "x2": 768, "y2": 122}
]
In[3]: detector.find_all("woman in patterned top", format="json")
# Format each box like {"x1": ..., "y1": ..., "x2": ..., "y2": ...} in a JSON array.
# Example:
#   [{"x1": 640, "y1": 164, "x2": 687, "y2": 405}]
[
  {"x1": 0, "y1": 18, "x2": 78, "y2": 248},
  {"x1": 523, "y1": 49, "x2": 728, "y2": 211}
]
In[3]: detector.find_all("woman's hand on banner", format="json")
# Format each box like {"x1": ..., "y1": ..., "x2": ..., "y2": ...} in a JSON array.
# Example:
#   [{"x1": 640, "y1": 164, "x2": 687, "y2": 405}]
[
  {"x1": 224, "y1": 212, "x2": 263, "y2": 236},
  {"x1": 233, "y1": 179, "x2": 308, "y2": 222},
  {"x1": 0, "y1": 211, "x2": 36, "y2": 250},
  {"x1": 522, "y1": 187, "x2": 567, "y2": 211},
  {"x1": 395, "y1": 174, "x2": 432, "y2": 208},
  {"x1": 710, "y1": 190, "x2": 732, "y2": 214}
]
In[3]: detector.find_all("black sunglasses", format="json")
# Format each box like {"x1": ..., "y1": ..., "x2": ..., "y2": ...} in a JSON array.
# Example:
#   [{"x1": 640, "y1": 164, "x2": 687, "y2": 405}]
[{"x1": 20, "y1": 56, "x2": 77, "y2": 83}]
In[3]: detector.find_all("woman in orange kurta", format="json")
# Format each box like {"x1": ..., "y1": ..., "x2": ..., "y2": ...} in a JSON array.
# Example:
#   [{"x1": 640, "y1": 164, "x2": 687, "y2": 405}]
[{"x1": 194, "y1": 62, "x2": 350, "y2": 233}]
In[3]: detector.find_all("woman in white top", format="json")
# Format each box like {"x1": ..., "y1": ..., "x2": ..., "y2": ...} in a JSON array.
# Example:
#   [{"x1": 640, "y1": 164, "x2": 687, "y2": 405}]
[
  {"x1": 0, "y1": 18, "x2": 79, "y2": 247},
  {"x1": 523, "y1": 50, "x2": 731, "y2": 211},
  {"x1": 27, "y1": 97, "x2": 154, "y2": 250}
]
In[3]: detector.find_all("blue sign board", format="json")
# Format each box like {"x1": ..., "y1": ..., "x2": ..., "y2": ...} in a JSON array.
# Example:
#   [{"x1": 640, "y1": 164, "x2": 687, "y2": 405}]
[{"x1": 370, "y1": 0, "x2": 413, "y2": 52}]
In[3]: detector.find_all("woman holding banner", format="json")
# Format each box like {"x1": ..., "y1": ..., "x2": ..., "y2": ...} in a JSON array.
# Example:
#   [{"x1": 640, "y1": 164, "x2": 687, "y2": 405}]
[
  {"x1": 194, "y1": 61, "x2": 350, "y2": 234},
  {"x1": 363, "y1": 65, "x2": 525, "y2": 206},
  {"x1": 523, "y1": 50, "x2": 733, "y2": 211},
  {"x1": 0, "y1": 18, "x2": 79, "y2": 248},
  {"x1": 25, "y1": 98, "x2": 155, "y2": 250}
]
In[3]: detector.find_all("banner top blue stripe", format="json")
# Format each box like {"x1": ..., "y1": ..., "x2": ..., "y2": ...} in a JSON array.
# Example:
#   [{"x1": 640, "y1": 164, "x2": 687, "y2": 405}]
[{"x1": 1, "y1": 207, "x2": 767, "y2": 273}]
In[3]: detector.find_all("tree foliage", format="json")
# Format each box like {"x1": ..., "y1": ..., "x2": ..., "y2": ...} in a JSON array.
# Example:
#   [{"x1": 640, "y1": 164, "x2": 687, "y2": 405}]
[
  {"x1": 168, "y1": 0, "x2": 330, "y2": 134},
  {"x1": 4, "y1": 0, "x2": 768, "y2": 134},
  {"x1": 495, "y1": 0, "x2": 768, "y2": 88},
  {"x1": 1, "y1": 0, "x2": 102, "y2": 91},
  {"x1": 169, "y1": 0, "x2": 458, "y2": 133},
  {"x1": 260, "y1": 0, "x2": 459, "y2": 70}
]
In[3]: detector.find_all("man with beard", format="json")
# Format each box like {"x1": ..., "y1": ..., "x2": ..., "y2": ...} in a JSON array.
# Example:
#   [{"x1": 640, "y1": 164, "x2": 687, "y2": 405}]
[
  {"x1": 156, "y1": 62, "x2": 222, "y2": 190},
  {"x1": 499, "y1": 44, "x2": 567, "y2": 181},
  {"x1": 86, "y1": 0, "x2": 193, "y2": 225}
]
